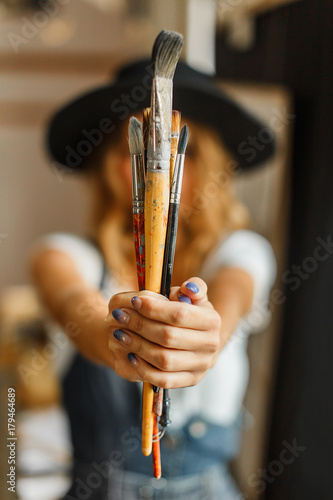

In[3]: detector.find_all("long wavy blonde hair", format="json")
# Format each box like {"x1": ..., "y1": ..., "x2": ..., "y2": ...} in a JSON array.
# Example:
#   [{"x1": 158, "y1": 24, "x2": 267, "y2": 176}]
[{"x1": 85, "y1": 117, "x2": 249, "y2": 287}]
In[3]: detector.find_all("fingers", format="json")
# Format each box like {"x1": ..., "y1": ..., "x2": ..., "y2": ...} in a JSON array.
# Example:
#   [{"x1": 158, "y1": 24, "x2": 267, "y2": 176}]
[
  {"x1": 106, "y1": 307, "x2": 217, "y2": 351},
  {"x1": 109, "y1": 339, "x2": 143, "y2": 383},
  {"x1": 107, "y1": 295, "x2": 214, "y2": 334},
  {"x1": 104, "y1": 278, "x2": 220, "y2": 388},
  {"x1": 109, "y1": 326, "x2": 210, "y2": 372},
  {"x1": 105, "y1": 278, "x2": 219, "y2": 352},
  {"x1": 169, "y1": 277, "x2": 209, "y2": 305},
  {"x1": 106, "y1": 289, "x2": 165, "y2": 314},
  {"x1": 126, "y1": 352, "x2": 205, "y2": 389}
]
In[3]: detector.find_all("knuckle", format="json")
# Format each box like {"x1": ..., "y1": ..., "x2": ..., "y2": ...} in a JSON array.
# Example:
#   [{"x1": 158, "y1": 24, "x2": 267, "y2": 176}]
[
  {"x1": 158, "y1": 351, "x2": 173, "y2": 371},
  {"x1": 170, "y1": 304, "x2": 186, "y2": 325},
  {"x1": 211, "y1": 311, "x2": 221, "y2": 331},
  {"x1": 134, "y1": 340, "x2": 143, "y2": 356},
  {"x1": 209, "y1": 311, "x2": 221, "y2": 332},
  {"x1": 197, "y1": 355, "x2": 209, "y2": 371},
  {"x1": 158, "y1": 374, "x2": 169, "y2": 389},
  {"x1": 135, "y1": 314, "x2": 145, "y2": 333},
  {"x1": 143, "y1": 297, "x2": 156, "y2": 317},
  {"x1": 207, "y1": 333, "x2": 220, "y2": 352},
  {"x1": 109, "y1": 292, "x2": 121, "y2": 310},
  {"x1": 139, "y1": 366, "x2": 150, "y2": 382},
  {"x1": 160, "y1": 325, "x2": 175, "y2": 347},
  {"x1": 188, "y1": 371, "x2": 200, "y2": 387}
]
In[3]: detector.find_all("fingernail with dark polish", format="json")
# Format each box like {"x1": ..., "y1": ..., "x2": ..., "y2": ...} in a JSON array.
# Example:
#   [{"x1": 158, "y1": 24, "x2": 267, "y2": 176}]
[
  {"x1": 178, "y1": 294, "x2": 192, "y2": 304},
  {"x1": 113, "y1": 329, "x2": 131, "y2": 345},
  {"x1": 186, "y1": 282, "x2": 199, "y2": 294},
  {"x1": 112, "y1": 308, "x2": 130, "y2": 324},
  {"x1": 128, "y1": 353, "x2": 138, "y2": 366},
  {"x1": 131, "y1": 296, "x2": 142, "y2": 310}
]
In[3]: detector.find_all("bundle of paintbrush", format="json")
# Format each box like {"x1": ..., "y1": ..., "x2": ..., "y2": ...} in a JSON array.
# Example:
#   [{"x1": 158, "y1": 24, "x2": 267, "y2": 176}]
[{"x1": 128, "y1": 30, "x2": 190, "y2": 479}]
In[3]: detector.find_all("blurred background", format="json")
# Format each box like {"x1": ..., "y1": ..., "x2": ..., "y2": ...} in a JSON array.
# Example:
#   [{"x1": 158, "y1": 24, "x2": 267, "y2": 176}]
[{"x1": 0, "y1": 0, "x2": 332, "y2": 499}]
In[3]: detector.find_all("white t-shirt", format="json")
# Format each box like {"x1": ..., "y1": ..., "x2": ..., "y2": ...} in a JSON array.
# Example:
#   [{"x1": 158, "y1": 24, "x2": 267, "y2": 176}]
[{"x1": 30, "y1": 230, "x2": 276, "y2": 428}]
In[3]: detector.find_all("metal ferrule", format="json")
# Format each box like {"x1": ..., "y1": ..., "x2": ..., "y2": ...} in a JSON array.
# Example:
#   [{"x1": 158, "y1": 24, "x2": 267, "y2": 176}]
[
  {"x1": 131, "y1": 155, "x2": 145, "y2": 202},
  {"x1": 133, "y1": 205, "x2": 144, "y2": 215},
  {"x1": 170, "y1": 154, "x2": 184, "y2": 204},
  {"x1": 146, "y1": 159, "x2": 170, "y2": 172},
  {"x1": 147, "y1": 77, "x2": 172, "y2": 166}
]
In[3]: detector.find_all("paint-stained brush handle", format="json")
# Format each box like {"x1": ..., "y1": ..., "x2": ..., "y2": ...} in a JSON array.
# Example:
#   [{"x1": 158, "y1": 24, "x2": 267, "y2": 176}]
[
  {"x1": 142, "y1": 169, "x2": 169, "y2": 457},
  {"x1": 161, "y1": 201, "x2": 179, "y2": 297},
  {"x1": 142, "y1": 382, "x2": 154, "y2": 456},
  {"x1": 145, "y1": 169, "x2": 169, "y2": 293},
  {"x1": 152, "y1": 414, "x2": 162, "y2": 479},
  {"x1": 133, "y1": 211, "x2": 145, "y2": 291},
  {"x1": 170, "y1": 110, "x2": 181, "y2": 186}
]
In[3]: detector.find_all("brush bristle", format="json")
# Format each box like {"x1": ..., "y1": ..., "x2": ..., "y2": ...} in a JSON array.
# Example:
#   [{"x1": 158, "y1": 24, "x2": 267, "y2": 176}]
[
  {"x1": 177, "y1": 124, "x2": 189, "y2": 155},
  {"x1": 152, "y1": 30, "x2": 184, "y2": 79},
  {"x1": 128, "y1": 117, "x2": 143, "y2": 156},
  {"x1": 142, "y1": 108, "x2": 151, "y2": 150}
]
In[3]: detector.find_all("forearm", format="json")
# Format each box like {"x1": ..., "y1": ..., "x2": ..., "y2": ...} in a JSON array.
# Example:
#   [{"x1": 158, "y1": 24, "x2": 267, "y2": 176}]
[
  {"x1": 207, "y1": 267, "x2": 254, "y2": 352},
  {"x1": 54, "y1": 286, "x2": 112, "y2": 366},
  {"x1": 30, "y1": 248, "x2": 113, "y2": 366}
]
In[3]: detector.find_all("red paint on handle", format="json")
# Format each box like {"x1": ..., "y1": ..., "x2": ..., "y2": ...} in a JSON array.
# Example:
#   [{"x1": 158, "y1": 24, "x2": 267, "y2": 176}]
[
  {"x1": 152, "y1": 413, "x2": 161, "y2": 479},
  {"x1": 133, "y1": 212, "x2": 145, "y2": 291}
]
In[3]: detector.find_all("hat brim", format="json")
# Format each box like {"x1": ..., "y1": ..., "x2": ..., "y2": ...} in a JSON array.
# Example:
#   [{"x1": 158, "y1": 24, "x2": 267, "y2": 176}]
[{"x1": 47, "y1": 70, "x2": 275, "y2": 172}]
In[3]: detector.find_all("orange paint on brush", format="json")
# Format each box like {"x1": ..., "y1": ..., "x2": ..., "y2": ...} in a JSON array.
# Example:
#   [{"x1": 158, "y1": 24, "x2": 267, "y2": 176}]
[{"x1": 152, "y1": 414, "x2": 162, "y2": 479}]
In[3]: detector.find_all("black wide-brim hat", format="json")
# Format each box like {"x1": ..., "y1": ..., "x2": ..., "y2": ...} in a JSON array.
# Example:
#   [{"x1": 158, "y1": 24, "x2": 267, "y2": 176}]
[{"x1": 47, "y1": 59, "x2": 275, "y2": 172}]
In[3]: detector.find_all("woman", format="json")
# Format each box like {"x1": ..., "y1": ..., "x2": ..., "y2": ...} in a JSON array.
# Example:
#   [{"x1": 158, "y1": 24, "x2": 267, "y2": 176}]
[{"x1": 31, "y1": 59, "x2": 276, "y2": 499}]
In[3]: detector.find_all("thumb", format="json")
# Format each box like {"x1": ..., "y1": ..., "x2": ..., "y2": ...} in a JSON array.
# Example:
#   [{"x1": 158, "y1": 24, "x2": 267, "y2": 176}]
[{"x1": 169, "y1": 277, "x2": 209, "y2": 305}]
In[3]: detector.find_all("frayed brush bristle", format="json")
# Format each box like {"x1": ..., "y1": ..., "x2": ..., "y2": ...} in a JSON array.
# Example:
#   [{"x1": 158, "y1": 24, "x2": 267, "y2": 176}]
[
  {"x1": 128, "y1": 117, "x2": 143, "y2": 156},
  {"x1": 152, "y1": 30, "x2": 184, "y2": 79}
]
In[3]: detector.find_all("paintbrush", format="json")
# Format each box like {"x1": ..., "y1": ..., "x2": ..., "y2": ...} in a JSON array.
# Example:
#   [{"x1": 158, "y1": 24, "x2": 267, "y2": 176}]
[
  {"x1": 170, "y1": 110, "x2": 181, "y2": 186},
  {"x1": 128, "y1": 117, "x2": 145, "y2": 292},
  {"x1": 142, "y1": 29, "x2": 184, "y2": 460},
  {"x1": 129, "y1": 116, "x2": 161, "y2": 475},
  {"x1": 161, "y1": 124, "x2": 189, "y2": 298},
  {"x1": 151, "y1": 112, "x2": 181, "y2": 472},
  {"x1": 159, "y1": 124, "x2": 189, "y2": 441},
  {"x1": 129, "y1": 117, "x2": 158, "y2": 472}
]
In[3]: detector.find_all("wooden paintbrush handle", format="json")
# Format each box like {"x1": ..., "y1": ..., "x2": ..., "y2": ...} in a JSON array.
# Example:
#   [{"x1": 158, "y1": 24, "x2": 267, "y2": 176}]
[
  {"x1": 170, "y1": 110, "x2": 180, "y2": 186},
  {"x1": 145, "y1": 170, "x2": 170, "y2": 292},
  {"x1": 152, "y1": 413, "x2": 162, "y2": 479},
  {"x1": 161, "y1": 202, "x2": 179, "y2": 297},
  {"x1": 133, "y1": 211, "x2": 145, "y2": 291},
  {"x1": 143, "y1": 169, "x2": 169, "y2": 456},
  {"x1": 142, "y1": 381, "x2": 154, "y2": 456}
]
